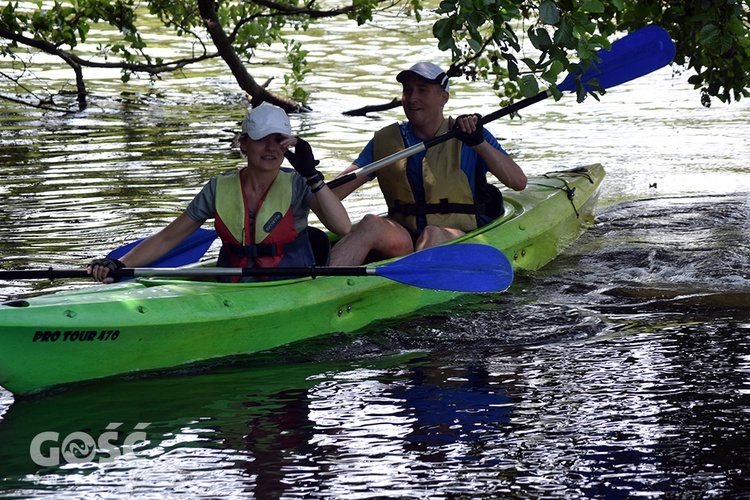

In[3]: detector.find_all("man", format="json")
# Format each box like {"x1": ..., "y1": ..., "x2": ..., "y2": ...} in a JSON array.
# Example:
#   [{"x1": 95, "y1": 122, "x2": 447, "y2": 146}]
[{"x1": 330, "y1": 62, "x2": 527, "y2": 266}]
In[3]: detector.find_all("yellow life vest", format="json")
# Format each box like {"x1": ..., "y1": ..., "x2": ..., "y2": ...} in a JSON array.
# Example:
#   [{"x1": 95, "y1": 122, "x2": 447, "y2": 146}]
[
  {"x1": 374, "y1": 121, "x2": 478, "y2": 233},
  {"x1": 215, "y1": 169, "x2": 295, "y2": 244},
  {"x1": 214, "y1": 169, "x2": 309, "y2": 276}
]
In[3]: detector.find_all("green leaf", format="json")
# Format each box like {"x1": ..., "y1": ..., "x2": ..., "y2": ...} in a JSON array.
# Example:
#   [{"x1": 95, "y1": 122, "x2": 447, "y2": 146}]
[
  {"x1": 554, "y1": 19, "x2": 574, "y2": 46},
  {"x1": 576, "y1": 83, "x2": 587, "y2": 103},
  {"x1": 507, "y1": 58, "x2": 519, "y2": 80},
  {"x1": 433, "y1": 18, "x2": 453, "y2": 40},
  {"x1": 577, "y1": 38, "x2": 592, "y2": 59},
  {"x1": 520, "y1": 57, "x2": 537, "y2": 72},
  {"x1": 541, "y1": 60, "x2": 564, "y2": 83},
  {"x1": 698, "y1": 24, "x2": 720, "y2": 44},
  {"x1": 572, "y1": 25, "x2": 587, "y2": 40},
  {"x1": 519, "y1": 74, "x2": 539, "y2": 97},
  {"x1": 539, "y1": 0, "x2": 560, "y2": 25},
  {"x1": 687, "y1": 75, "x2": 703, "y2": 86},
  {"x1": 528, "y1": 27, "x2": 553, "y2": 50},
  {"x1": 467, "y1": 11, "x2": 485, "y2": 33},
  {"x1": 580, "y1": 0, "x2": 605, "y2": 13}
]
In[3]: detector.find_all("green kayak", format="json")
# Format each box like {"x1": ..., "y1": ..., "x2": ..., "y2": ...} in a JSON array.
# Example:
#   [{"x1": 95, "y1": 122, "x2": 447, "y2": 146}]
[{"x1": 0, "y1": 164, "x2": 604, "y2": 395}]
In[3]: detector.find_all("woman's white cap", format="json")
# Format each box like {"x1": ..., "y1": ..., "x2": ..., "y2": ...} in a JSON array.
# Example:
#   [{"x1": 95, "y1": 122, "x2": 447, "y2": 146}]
[{"x1": 242, "y1": 103, "x2": 292, "y2": 140}]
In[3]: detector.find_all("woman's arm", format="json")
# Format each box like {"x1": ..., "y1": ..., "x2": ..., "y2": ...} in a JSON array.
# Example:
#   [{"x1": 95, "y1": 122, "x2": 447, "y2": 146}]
[
  {"x1": 330, "y1": 163, "x2": 371, "y2": 201},
  {"x1": 89, "y1": 212, "x2": 205, "y2": 282},
  {"x1": 118, "y1": 212, "x2": 205, "y2": 267},
  {"x1": 310, "y1": 185, "x2": 351, "y2": 235}
]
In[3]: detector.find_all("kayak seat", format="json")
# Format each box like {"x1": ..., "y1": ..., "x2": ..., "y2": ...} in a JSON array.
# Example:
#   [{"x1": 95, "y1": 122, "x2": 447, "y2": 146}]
[
  {"x1": 308, "y1": 226, "x2": 331, "y2": 266},
  {"x1": 478, "y1": 183, "x2": 504, "y2": 221}
]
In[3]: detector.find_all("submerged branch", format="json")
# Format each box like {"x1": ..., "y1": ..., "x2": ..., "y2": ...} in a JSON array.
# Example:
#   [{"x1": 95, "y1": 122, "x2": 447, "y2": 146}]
[{"x1": 343, "y1": 98, "x2": 402, "y2": 116}]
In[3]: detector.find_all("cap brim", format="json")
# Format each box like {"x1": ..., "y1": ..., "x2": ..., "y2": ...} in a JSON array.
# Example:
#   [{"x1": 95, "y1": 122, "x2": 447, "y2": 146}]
[
  {"x1": 396, "y1": 70, "x2": 424, "y2": 83},
  {"x1": 396, "y1": 70, "x2": 448, "y2": 90},
  {"x1": 248, "y1": 128, "x2": 290, "y2": 140}
]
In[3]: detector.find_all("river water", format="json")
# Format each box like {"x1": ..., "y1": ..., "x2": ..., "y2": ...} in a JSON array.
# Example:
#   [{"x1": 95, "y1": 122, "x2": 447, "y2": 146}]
[{"x1": 1, "y1": 9, "x2": 749, "y2": 499}]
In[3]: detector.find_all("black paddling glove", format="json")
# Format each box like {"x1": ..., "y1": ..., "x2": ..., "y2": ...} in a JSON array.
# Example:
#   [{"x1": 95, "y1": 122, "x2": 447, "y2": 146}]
[
  {"x1": 89, "y1": 257, "x2": 125, "y2": 281},
  {"x1": 453, "y1": 114, "x2": 485, "y2": 147},
  {"x1": 285, "y1": 138, "x2": 321, "y2": 178}
]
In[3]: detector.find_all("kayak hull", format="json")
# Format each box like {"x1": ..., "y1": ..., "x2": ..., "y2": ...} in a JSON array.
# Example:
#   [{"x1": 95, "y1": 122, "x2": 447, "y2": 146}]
[{"x1": 0, "y1": 165, "x2": 604, "y2": 395}]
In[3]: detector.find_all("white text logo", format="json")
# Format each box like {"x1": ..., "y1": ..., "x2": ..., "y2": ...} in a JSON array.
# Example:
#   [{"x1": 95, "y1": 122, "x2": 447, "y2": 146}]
[{"x1": 30, "y1": 422, "x2": 150, "y2": 466}]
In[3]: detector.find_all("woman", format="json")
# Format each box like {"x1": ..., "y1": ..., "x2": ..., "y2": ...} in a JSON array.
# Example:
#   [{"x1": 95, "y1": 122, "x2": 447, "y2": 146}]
[{"x1": 89, "y1": 103, "x2": 351, "y2": 283}]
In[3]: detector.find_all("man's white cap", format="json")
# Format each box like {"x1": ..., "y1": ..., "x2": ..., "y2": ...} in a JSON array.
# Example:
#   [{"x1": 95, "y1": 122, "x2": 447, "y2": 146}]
[
  {"x1": 396, "y1": 62, "x2": 450, "y2": 91},
  {"x1": 242, "y1": 103, "x2": 292, "y2": 140}
]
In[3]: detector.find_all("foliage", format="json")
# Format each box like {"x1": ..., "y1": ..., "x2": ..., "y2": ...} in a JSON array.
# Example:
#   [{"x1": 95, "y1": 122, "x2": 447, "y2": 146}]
[
  {"x1": 433, "y1": 0, "x2": 750, "y2": 107},
  {"x1": 642, "y1": 0, "x2": 750, "y2": 106},
  {"x1": 0, "y1": 0, "x2": 387, "y2": 110},
  {"x1": 0, "y1": 0, "x2": 749, "y2": 111},
  {"x1": 283, "y1": 39, "x2": 310, "y2": 103}
]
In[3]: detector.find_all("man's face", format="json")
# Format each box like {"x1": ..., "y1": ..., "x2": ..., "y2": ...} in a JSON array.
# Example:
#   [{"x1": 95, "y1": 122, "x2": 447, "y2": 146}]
[{"x1": 400, "y1": 75, "x2": 449, "y2": 129}]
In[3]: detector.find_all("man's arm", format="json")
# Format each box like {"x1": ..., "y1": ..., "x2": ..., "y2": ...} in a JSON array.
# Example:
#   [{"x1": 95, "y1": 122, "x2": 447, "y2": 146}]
[
  {"x1": 453, "y1": 114, "x2": 527, "y2": 191},
  {"x1": 475, "y1": 141, "x2": 527, "y2": 191}
]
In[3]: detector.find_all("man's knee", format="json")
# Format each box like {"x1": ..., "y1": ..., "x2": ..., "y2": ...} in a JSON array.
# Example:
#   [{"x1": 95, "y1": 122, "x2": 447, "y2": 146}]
[
  {"x1": 416, "y1": 225, "x2": 464, "y2": 250},
  {"x1": 359, "y1": 215, "x2": 412, "y2": 255},
  {"x1": 356, "y1": 213, "x2": 385, "y2": 232}
]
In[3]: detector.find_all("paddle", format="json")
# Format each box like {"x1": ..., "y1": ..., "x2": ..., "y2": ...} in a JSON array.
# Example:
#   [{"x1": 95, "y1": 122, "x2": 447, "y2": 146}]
[
  {"x1": 0, "y1": 243, "x2": 513, "y2": 293},
  {"x1": 106, "y1": 227, "x2": 218, "y2": 268},
  {"x1": 328, "y1": 25, "x2": 675, "y2": 189}
]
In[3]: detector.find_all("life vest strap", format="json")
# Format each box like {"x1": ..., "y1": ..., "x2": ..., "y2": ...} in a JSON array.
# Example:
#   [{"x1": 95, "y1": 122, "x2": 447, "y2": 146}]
[
  {"x1": 224, "y1": 229, "x2": 309, "y2": 259},
  {"x1": 389, "y1": 198, "x2": 486, "y2": 217}
]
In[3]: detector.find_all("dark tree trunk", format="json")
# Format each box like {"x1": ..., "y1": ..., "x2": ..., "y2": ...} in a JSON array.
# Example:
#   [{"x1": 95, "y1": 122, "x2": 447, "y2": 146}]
[{"x1": 196, "y1": 0, "x2": 308, "y2": 113}]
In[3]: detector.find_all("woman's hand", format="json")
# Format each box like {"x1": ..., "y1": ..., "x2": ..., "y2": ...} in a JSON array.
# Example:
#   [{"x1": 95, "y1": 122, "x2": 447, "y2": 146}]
[
  {"x1": 87, "y1": 257, "x2": 125, "y2": 284},
  {"x1": 283, "y1": 137, "x2": 321, "y2": 179}
]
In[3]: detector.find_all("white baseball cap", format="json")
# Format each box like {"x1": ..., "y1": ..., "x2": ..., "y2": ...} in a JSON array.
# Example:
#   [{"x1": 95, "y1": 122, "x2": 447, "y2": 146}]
[
  {"x1": 241, "y1": 103, "x2": 292, "y2": 140},
  {"x1": 396, "y1": 62, "x2": 450, "y2": 91}
]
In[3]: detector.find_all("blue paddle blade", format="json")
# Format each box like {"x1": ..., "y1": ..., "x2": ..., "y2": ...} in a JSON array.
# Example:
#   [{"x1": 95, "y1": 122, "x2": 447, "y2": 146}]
[
  {"x1": 375, "y1": 243, "x2": 514, "y2": 293},
  {"x1": 558, "y1": 25, "x2": 676, "y2": 93},
  {"x1": 107, "y1": 228, "x2": 218, "y2": 268}
]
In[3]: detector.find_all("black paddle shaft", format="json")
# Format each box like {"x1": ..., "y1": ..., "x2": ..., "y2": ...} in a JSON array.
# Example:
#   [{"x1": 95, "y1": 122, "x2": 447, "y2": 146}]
[{"x1": 0, "y1": 266, "x2": 375, "y2": 280}]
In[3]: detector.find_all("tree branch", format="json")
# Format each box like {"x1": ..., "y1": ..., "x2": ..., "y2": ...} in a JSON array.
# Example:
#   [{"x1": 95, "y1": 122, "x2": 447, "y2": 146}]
[
  {"x1": 196, "y1": 0, "x2": 309, "y2": 112},
  {"x1": 0, "y1": 92, "x2": 71, "y2": 113},
  {"x1": 251, "y1": 0, "x2": 363, "y2": 17},
  {"x1": 0, "y1": 27, "x2": 87, "y2": 110},
  {"x1": 343, "y1": 98, "x2": 401, "y2": 116}
]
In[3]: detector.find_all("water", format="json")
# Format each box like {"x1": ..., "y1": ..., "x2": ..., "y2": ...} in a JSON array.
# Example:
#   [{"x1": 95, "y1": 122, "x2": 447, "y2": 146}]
[{"x1": 1, "y1": 10, "x2": 750, "y2": 498}]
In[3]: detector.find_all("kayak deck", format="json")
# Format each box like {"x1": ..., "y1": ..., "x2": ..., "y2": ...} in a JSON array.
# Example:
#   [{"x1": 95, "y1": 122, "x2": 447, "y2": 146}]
[{"x1": 0, "y1": 164, "x2": 604, "y2": 395}]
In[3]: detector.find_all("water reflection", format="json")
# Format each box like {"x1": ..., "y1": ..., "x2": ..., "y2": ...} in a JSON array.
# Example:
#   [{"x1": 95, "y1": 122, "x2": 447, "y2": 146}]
[
  {"x1": 0, "y1": 354, "x2": 517, "y2": 497},
  {"x1": 0, "y1": 303, "x2": 748, "y2": 497}
]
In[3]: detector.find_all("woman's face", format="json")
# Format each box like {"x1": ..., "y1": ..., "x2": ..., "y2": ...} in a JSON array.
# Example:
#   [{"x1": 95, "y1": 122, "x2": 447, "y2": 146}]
[{"x1": 241, "y1": 133, "x2": 288, "y2": 171}]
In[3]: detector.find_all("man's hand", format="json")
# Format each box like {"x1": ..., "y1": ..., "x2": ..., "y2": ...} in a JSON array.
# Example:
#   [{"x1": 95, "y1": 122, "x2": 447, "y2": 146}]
[{"x1": 453, "y1": 114, "x2": 485, "y2": 147}]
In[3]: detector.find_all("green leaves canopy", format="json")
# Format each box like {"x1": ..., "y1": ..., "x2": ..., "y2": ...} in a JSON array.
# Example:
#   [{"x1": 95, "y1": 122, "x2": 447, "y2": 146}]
[
  {"x1": 1, "y1": 0, "x2": 748, "y2": 111},
  {"x1": 432, "y1": 0, "x2": 750, "y2": 107}
]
